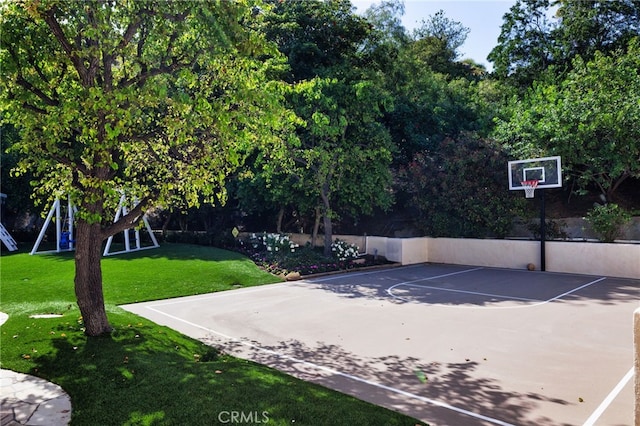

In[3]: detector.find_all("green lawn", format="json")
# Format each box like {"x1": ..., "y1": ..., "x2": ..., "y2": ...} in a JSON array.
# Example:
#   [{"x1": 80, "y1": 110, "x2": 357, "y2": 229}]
[{"x1": 1, "y1": 243, "x2": 425, "y2": 425}]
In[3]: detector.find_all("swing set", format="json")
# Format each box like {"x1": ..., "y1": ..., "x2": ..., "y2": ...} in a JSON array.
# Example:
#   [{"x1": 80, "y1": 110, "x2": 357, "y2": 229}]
[{"x1": 30, "y1": 193, "x2": 159, "y2": 256}]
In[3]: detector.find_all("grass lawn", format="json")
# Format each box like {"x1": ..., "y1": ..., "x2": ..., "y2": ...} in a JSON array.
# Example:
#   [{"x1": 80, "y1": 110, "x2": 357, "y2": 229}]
[{"x1": 1, "y1": 243, "x2": 425, "y2": 425}]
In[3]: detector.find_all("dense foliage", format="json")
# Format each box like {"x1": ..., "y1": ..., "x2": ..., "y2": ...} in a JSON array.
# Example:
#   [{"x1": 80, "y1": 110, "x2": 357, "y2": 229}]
[
  {"x1": 494, "y1": 39, "x2": 640, "y2": 201},
  {"x1": 1, "y1": 0, "x2": 293, "y2": 335},
  {"x1": 489, "y1": 0, "x2": 640, "y2": 89},
  {"x1": 397, "y1": 135, "x2": 520, "y2": 238},
  {"x1": 585, "y1": 203, "x2": 633, "y2": 243}
]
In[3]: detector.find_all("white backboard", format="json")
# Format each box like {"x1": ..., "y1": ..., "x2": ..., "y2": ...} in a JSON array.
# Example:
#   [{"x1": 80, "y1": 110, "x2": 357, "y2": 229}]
[{"x1": 508, "y1": 156, "x2": 562, "y2": 190}]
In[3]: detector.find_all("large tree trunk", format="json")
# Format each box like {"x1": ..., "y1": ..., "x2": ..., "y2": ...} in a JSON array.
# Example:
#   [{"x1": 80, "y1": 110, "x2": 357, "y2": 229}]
[
  {"x1": 322, "y1": 212, "x2": 333, "y2": 257},
  {"x1": 320, "y1": 184, "x2": 333, "y2": 257},
  {"x1": 312, "y1": 206, "x2": 321, "y2": 249},
  {"x1": 276, "y1": 207, "x2": 285, "y2": 233},
  {"x1": 74, "y1": 220, "x2": 113, "y2": 336}
]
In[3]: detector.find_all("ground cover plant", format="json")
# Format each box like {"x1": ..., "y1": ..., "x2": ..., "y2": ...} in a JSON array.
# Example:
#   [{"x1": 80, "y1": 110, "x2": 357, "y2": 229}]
[
  {"x1": 235, "y1": 233, "x2": 392, "y2": 277},
  {"x1": 0, "y1": 243, "x2": 424, "y2": 425}
]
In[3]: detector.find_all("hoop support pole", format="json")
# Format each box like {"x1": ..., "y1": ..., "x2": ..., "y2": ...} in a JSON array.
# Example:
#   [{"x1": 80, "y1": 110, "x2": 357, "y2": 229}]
[{"x1": 540, "y1": 188, "x2": 546, "y2": 272}]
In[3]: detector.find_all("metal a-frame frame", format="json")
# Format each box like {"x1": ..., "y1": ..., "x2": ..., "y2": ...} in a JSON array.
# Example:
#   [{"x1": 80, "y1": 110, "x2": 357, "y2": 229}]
[
  {"x1": 103, "y1": 193, "x2": 159, "y2": 256},
  {"x1": 31, "y1": 194, "x2": 159, "y2": 256},
  {"x1": 30, "y1": 196, "x2": 76, "y2": 255}
]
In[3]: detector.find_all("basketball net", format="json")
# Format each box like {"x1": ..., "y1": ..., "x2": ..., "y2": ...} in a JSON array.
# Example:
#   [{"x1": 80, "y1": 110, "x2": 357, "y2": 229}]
[{"x1": 521, "y1": 180, "x2": 538, "y2": 199}]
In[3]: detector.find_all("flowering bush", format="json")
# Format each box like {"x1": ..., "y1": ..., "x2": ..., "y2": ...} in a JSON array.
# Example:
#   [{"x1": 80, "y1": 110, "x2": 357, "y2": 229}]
[
  {"x1": 236, "y1": 234, "x2": 389, "y2": 277},
  {"x1": 248, "y1": 233, "x2": 299, "y2": 254},
  {"x1": 331, "y1": 239, "x2": 360, "y2": 261}
]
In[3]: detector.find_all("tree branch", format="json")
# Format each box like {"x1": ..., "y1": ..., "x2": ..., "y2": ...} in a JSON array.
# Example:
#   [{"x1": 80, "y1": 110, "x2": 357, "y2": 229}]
[
  {"x1": 6, "y1": 44, "x2": 59, "y2": 107},
  {"x1": 21, "y1": 101, "x2": 48, "y2": 114},
  {"x1": 15, "y1": 75, "x2": 60, "y2": 107},
  {"x1": 101, "y1": 195, "x2": 154, "y2": 238},
  {"x1": 118, "y1": 58, "x2": 192, "y2": 89},
  {"x1": 117, "y1": 10, "x2": 197, "y2": 89},
  {"x1": 42, "y1": 6, "x2": 90, "y2": 85}
]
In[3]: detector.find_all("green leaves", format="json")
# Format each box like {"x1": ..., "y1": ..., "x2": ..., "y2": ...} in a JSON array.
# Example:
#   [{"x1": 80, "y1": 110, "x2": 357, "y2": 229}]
[
  {"x1": 398, "y1": 135, "x2": 519, "y2": 238},
  {"x1": 585, "y1": 203, "x2": 632, "y2": 242},
  {"x1": 493, "y1": 38, "x2": 640, "y2": 199},
  {"x1": 490, "y1": 0, "x2": 640, "y2": 89},
  {"x1": 1, "y1": 0, "x2": 291, "y2": 229}
]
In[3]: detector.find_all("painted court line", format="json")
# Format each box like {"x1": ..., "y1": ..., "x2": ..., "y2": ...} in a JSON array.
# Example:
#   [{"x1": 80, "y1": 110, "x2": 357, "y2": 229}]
[
  {"x1": 386, "y1": 273, "x2": 608, "y2": 308},
  {"x1": 144, "y1": 303, "x2": 516, "y2": 426},
  {"x1": 582, "y1": 367, "x2": 634, "y2": 426},
  {"x1": 383, "y1": 267, "x2": 484, "y2": 298},
  {"x1": 544, "y1": 277, "x2": 606, "y2": 303},
  {"x1": 388, "y1": 282, "x2": 539, "y2": 303},
  {"x1": 390, "y1": 267, "x2": 484, "y2": 286}
]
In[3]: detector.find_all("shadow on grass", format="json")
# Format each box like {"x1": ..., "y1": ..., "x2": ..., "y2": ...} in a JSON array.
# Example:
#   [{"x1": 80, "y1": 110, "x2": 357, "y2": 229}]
[
  {"x1": 220, "y1": 338, "x2": 573, "y2": 426},
  {"x1": 3, "y1": 243, "x2": 253, "y2": 263},
  {"x1": 100, "y1": 243, "x2": 249, "y2": 262},
  {"x1": 20, "y1": 316, "x2": 423, "y2": 426}
]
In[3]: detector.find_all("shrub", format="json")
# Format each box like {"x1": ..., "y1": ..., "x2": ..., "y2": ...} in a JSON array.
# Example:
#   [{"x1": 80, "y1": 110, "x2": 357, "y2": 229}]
[
  {"x1": 396, "y1": 136, "x2": 520, "y2": 238},
  {"x1": 331, "y1": 239, "x2": 360, "y2": 261},
  {"x1": 235, "y1": 237, "x2": 392, "y2": 276},
  {"x1": 584, "y1": 203, "x2": 631, "y2": 242},
  {"x1": 248, "y1": 232, "x2": 299, "y2": 254}
]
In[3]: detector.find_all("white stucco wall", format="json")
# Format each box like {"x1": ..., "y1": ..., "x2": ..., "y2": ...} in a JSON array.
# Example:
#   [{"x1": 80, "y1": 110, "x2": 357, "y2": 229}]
[
  {"x1": 362, "y1": 236, "x2": 639, "y2": 279},
  {"x1": 546, "y1": 241, "x2": 640, "y2": 278},
  {"x1": 426, "y1": 238, "x2": 539, "y2": 270}
]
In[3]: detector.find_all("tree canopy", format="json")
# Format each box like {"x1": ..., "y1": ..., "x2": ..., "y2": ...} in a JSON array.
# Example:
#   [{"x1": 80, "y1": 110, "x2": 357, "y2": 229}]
[
  {"x1": 489, "y1": 0, "x2": 640, "y2": 88},
  {"x1": 258, "y1": 0, "x2": 395, "y2": 254},
  {"x1": 493, "y1": 38, "x2": 640, "y2": 200},
  {"x1": 0, "y1": 0, "x2": 293, "y2": 335}
]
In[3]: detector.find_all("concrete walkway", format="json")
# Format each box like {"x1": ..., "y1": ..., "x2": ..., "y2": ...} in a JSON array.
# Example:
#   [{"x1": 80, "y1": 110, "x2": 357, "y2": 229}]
[{"x1": 0, "y1": 313, "x2": 72, "y2": 425}]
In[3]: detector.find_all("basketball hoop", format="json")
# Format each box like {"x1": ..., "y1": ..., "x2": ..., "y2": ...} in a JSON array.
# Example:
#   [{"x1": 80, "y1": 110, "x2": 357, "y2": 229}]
[{"x1": 521, "y1": 180, "x2": 539, "y2": 199}]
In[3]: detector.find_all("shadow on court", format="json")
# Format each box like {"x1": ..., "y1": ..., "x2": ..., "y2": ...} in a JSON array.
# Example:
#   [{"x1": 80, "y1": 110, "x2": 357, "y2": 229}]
[
  {"x1": 218, "y1": 338, "x2": 573, "y2": 426},
  {"x1": 307, "y1": 265, "x2": 638, "y2": 307}
]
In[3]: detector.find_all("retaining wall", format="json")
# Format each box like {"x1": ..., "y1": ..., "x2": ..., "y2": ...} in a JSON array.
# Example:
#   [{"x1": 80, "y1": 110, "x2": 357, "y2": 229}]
[{"x1": 360, "y1": 236, "x2": 639, "y2": 279}]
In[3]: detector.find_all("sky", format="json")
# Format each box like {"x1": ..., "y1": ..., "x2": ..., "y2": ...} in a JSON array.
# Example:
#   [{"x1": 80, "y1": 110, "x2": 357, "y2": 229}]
[{"x1": 352, "y1": 0, "x2": 517, "y2": 71}]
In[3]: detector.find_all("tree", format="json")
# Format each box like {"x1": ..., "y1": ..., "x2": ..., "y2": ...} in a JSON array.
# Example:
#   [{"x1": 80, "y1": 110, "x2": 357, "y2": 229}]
[
  {"x1": 489, "y1": 0, "x2": 640, "y2": 88},
  {"x1": 412, "y1": 9, "x2": 470, "y2": 74},
  {"x1": 282, "y1": 77, "x2": 394, "y2": 255},
  {"x1": 381, "y1": 49, "x2": 485, "y2": 164},
  {"x1": 1, "y1": 0, "x2": 292, "y2": 335},
  {"x1": 235, "y1": 161, "x2": 315, "y2": 234},
  {"x1": 359, "y1": 0, "x2": 410, "y2": 74},
  {"x1": 492, "y1": 38, "x2": 640, "y2": 201},
  {"x1": 262, "y1": 0, "x2": 395, "y2": 255},
  {"x1": 554, "y1": 0, "x2": 640, "y2": 63},
  {"x1": 263, "y1": 0, "x2": 370, "y2": 82},
  {"x1": 488, "y1": 0, "x2": 558, "y2": 88},
  {"x1": 397, "y1": 135, "x2": 518, "y2": 238}
]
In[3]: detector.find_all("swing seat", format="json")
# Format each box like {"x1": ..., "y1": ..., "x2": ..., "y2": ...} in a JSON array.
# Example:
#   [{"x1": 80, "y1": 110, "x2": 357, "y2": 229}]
[{"x1": 59, "y1": 231, "x2": 74, "y2": 250}]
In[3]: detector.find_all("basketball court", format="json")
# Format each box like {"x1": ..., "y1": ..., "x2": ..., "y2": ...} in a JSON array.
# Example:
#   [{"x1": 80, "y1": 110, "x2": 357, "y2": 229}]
[{"x1": 121, "y1": 264, "x2": 639, "y2": 426}]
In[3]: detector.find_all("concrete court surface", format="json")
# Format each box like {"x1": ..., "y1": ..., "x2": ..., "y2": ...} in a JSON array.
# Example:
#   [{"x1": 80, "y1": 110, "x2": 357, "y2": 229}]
[{"x1": 121, "y1": 264, "x2": 640, "y2": 426}]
